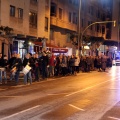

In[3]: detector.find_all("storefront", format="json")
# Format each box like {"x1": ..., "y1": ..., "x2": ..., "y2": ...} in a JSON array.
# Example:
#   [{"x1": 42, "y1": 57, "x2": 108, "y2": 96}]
[{"x1": 33, "y1": 42, "x2": 68, "y2": 54}]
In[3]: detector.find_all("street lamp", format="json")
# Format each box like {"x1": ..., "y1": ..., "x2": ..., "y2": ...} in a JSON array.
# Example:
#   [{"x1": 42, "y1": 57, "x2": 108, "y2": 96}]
[
  {"x1": 78, "y1": 0, "x2": 81, "y2": 56},
  {"x1": 80, "y1": 20, "x2": 116, "y2": 55}
]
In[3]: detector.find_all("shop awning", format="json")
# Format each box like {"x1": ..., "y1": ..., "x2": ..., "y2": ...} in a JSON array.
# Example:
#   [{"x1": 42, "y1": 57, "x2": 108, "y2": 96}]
[
  {"x1": 103, "y1": 40, "x2": 119, "y2": 46},
  {"x1": 33, "y1": 42, "x2": 68, "y2": 53}
]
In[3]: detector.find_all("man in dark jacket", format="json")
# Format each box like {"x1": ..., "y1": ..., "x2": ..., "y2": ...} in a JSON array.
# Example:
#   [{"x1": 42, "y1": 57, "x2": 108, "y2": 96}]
[
  {"x1": 8, "y1": 53, "x2": 17, "y2": 81},
  {"x1": 40, "y1": 51, "x2": 49, "y2": 79},
  {"x1": 12, "y1": 54, "x2": 22, "y2": 85},
  {"x1": 0, "y1": 54, "x2": 8, "y2": 84}
]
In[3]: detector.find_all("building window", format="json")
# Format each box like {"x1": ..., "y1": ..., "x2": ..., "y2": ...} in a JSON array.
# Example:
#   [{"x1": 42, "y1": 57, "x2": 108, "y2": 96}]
[
  {"x1": 69, "y1": 0, "x2": 72, "y2": 4},
  {"x1": 45, "y1": 17, "x2": 48, "y2": 31},
  {"x1": 67, "y1": 33, "x2": 71, "y2": 43},
  {"x1": 51, "y1": 2, "x2": 57, "y2": 17},
  {"x1": 50, "y1": 29, "x2": 54, "y2": 40},
  {"x1": 59, "y1": 8, "x2": 63, "y2": 19},
  {"x1": 18, "y1": 8, "x2": 23, "y2": 19},
  {"x1": 96, "y1": 24, "x2": 100, "y2": 32},
  {"x1": 88, "y1": 21, "x2": 91, "y2": 28},
  {"x1": 45, "y1": 0, "x2": 49, "y2": 7},
  {"x1": 102, "y1": 26, "x2": 105, "y2": 34},
  {"x1": 33, "y1": 0, "x2": 38, "y2": 2},
  {"x1": 91, "y1": 6, "x2": 94, "y2": 15},
  {"x1": 29, "y1": 11, "x2": 37, "y2": 28},
  {"x1": 73, "y1": 12, "x2": 77, "y2": 24},
  {"x1": 10, "y1": 5, "x2": 15, "y2": 17},
  {"x1": 69, "y1": 12, "x2": 72, "y2": 22},
  {"x1": 82, "y1": 18, "x2": 84, "y2": 27},
  {"x1": 90, "y1": 21, "x2": 93, "y2": 30}
]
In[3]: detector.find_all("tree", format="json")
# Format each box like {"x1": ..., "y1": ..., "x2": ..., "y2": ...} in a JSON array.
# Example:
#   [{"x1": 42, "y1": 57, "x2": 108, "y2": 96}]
[
  {"x1": 70, "y1": 33, "x2": 78, "y2": 46},
  {"x1": 0, "y1": 26, "x2": 14, "y2": 58},
  {"x1": 0, "y1": 26, "x2": 13, "y2": 35}
]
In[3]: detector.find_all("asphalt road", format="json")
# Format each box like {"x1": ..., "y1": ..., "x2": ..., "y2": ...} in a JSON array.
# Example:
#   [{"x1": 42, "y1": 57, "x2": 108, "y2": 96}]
[{"x1": 0, "y1": 66, "x2": 120, "y2": 120}]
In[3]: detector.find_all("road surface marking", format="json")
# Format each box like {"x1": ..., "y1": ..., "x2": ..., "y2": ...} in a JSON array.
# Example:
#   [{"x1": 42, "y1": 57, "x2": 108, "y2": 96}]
[
  {"x1": 68, "y1": 104, "x2": 85, "y2": 111},
  {"x1": 0, "y1": 89, "x2": 6, "y2": 91},
  {"x1": 1, "y1": 105, "x2": 41, "y2": 120},
  {"x1": 48, "y1": 93, "x2": 68, "y2": 95},
  {"x1": 108, "y1": 116, "x2": 120, "y2": 120},
  {"x1": 0, "y1": 96, "x2": 22, "y2": 98},
  {"x1": 66, "y1": 78, "x2": 117, "y2": 97}
]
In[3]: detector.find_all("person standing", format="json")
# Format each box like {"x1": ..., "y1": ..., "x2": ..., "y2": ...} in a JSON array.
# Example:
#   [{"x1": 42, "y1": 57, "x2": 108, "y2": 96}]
[
  {"x1": 34, "y1": 53, "x2": 40, "y2": 81},
  {"x1": 8, "y1": 53, "x2": 17, "y2": 81},
  {"x1": 74, "y1": 55, "x2": 80, "y2": 74},
  {"x1": 0, "y1": 54, "x2": 8, "y2": 84},
  {"x1": 12, "y1": 54, "x2": 22, "y2": 85},
  {"x1": 23, "y1": 53, "x2": 33, "y2": 85},
  {"x1": 101, "y1": 55, "x2": 107, "y2": 72},
  {"x1": 40, "y1": 51, "x2": 49, "y2": 79},
  {"x1": 49, "y1": 53, "x2": 55, "y2": 77}
]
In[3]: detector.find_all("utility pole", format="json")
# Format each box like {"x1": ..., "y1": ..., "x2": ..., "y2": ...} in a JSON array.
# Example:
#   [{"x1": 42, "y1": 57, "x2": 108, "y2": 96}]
[{"x1": 78, "y1": 0, "x2": 81, "y2": 56}]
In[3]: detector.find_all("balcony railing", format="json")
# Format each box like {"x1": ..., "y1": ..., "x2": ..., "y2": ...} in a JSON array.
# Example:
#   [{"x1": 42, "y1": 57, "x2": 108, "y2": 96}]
[{"x1": 50, "y1": 16, "x2": 77, "y2": 31}]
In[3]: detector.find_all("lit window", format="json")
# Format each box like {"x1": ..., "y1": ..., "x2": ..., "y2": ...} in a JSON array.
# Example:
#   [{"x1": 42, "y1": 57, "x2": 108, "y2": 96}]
[{"x1": 29, "y1": 11, "x2": 37, "y2": 28}]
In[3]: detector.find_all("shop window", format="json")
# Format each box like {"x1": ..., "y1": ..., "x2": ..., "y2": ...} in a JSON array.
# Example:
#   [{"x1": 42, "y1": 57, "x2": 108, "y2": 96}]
[
  {"x1": 10, "y1": 5, "x2": 15, "y2": 17},
  {"x1": 29, "y1": 11, "x2": 37, "y2": 28},
  {"x1": 18, "y1": 8, "x2": 23, "y2": 19},
  {"x1": 45, "y1": 17, "x2": 48, "y2": 31}
]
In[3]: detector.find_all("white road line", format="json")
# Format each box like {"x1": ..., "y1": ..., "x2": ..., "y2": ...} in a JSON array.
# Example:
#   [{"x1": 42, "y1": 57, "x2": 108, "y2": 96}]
[
  {"x1": 1, "y1": 105, "x2": 41, "y2": 120},
  {"x1": 0, "y1": 89, "x2": 6, "y2": 91},
  {"x1": 68, "y1": 104, "x2": 85, "y2": 111},
  {"x1": 108, "y1": 116, "x2": 120, "y2": 120},
  {"x1": 0, "y1": 96, "x2": 22, "y2": 98},
  {"x1": 66, "y1": 78, "x2": 117, "y2": 97},
  {"x1": 48, "y1": 93, "x2": 68, "y2": 95}
]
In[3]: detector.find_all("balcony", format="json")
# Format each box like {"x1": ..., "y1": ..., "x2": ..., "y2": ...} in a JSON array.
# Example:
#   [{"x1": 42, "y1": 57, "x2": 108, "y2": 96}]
[{"x1": 50, "y1": 16, "x2": 77, "y2": 31}]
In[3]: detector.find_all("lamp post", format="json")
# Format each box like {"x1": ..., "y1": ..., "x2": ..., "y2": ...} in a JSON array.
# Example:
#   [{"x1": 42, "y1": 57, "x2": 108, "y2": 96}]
[
  {"x1": 80, "y1": 20, "x2": 116, "y2": 55},
  {"x1": 78, "y1": 0, "x2": 81, "y2": 56}
]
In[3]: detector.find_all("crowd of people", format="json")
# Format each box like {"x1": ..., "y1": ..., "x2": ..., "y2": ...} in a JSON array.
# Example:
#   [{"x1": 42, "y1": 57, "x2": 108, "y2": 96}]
[{"x1": 0, "y1": 51, "x2": 113, "y2": 85}]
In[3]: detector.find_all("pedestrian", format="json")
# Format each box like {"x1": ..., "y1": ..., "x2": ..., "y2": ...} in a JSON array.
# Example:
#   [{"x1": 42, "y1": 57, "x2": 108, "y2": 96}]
[
  {"x1": 34, "y1": 53, "x2": 40, "y2": 81},
  {"x1": 8, "y1": 53, "x2": 17, "y2": 81},
  {"x1": 23, "y1": 53, "x2": 33, "y2": 85},
  {"x1": 40, "y1": 51, "x2": 49, "y2": 79},
  {"x1": 74, "y1": 55, "x2": 80, "y2": 74},
  {"x1": 0, "y1": 54, "x2": 8, "y2": 84},
  {"x1": 12, "y1": 54, "x2": 22, "y2": 85}
]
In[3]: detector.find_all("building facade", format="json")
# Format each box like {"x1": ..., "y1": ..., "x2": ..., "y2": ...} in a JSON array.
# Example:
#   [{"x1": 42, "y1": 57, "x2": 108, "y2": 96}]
[{"x1": 0, "y1": 0, "x2": 117, "y2": 57}]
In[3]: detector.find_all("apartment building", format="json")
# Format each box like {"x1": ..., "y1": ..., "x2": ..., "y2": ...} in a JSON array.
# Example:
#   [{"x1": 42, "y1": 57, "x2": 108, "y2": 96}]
[
  {"x1": 0, "y1": 0, "x2": 116, "y2": 57},
  {"x1": 0, "y1": 0, "x2": 49, "y2": 57},
  {"x1": 111, "y1": 0, "x2": 120, "y2": 50},
  {"x1": 50, "y1": 0, "x2": 79, "y2": 55}
]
